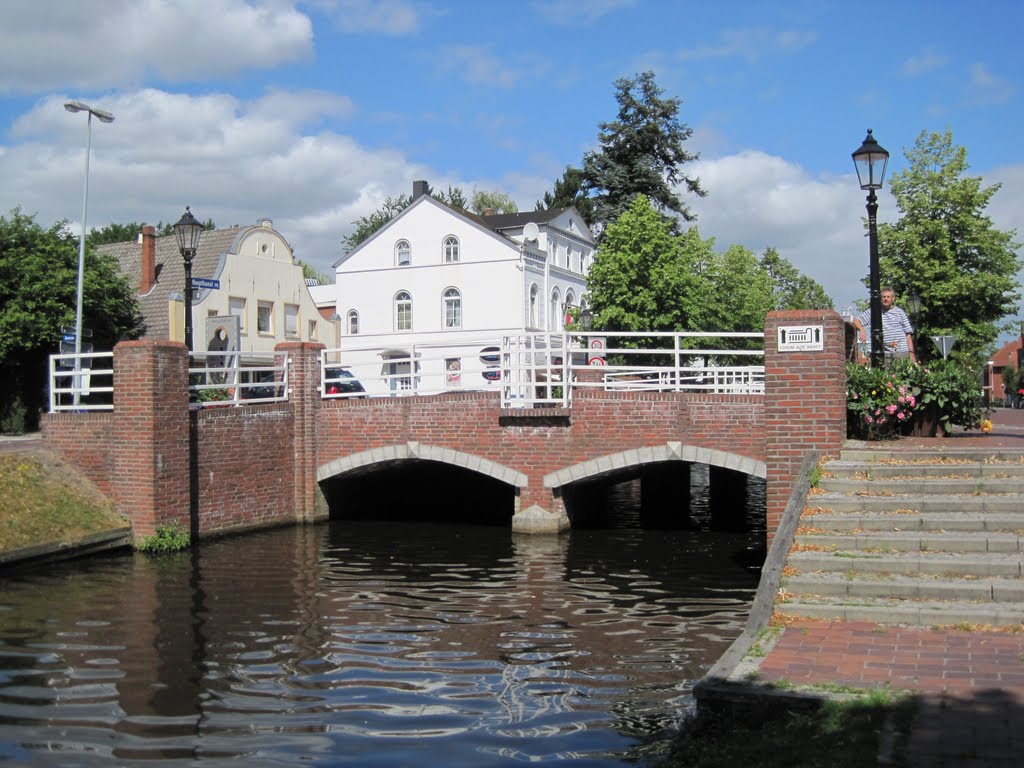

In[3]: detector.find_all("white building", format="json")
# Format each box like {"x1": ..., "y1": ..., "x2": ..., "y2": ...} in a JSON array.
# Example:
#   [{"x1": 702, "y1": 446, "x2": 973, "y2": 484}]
[
  {"x1": 101, "y1": 218, "x2": 329, "y2": 356},
  {"x1": 332, "y1": 181, "x2": 596, "y2": 396}
]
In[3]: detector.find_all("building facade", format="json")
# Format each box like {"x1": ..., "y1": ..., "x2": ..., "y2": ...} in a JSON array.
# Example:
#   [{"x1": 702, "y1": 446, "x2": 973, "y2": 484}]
[
  {"x1": 331, "y1": 181, "x2": 595, "y2": 396},
  {"x1": 100, "y1": 218, "x2": 328, "y2": 356}
]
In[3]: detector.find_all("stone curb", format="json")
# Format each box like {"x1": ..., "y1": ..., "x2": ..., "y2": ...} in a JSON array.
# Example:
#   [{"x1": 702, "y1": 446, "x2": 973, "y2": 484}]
[{"x1": 0, "y1": 527, "x2": 133, "y2": 569}]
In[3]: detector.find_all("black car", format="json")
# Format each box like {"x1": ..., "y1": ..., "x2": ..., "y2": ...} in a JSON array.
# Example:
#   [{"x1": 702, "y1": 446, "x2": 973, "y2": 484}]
[{"x1": 324, "y1": 367, "x2": 366, "y2": 396}]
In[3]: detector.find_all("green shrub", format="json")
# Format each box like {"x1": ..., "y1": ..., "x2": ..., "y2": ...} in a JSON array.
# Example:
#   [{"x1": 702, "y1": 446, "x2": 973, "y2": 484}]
[{"x1": 137, "y1": 522, "x2": 190, "y2": 553}]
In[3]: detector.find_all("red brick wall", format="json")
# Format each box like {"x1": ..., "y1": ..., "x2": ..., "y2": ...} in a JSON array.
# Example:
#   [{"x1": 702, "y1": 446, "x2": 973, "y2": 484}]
[
  {"x1": 41, "y1": 316, "x2": 846, "y2": 543},
  {"x1": 763, "y1": 310, "x2": 847, "y2": 537},
  {"x1": 40, "y1": 413, "x2": 115, "y2": 495},
  {"x1": 193, "y1": 405, "x2": 296, "y2": 535}
]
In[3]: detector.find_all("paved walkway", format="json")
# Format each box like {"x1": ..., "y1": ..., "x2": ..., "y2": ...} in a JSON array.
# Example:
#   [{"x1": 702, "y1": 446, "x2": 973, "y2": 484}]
[{"x1": 752, "y1": 405, "x2": 1024, "y2": 766}]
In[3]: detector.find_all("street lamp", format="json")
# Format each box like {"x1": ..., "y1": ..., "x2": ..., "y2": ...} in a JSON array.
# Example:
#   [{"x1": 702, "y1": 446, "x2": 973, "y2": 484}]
[
  {"x1": 906, "y1": 292, "x2": 922, "y2": 360},
  {"x1": 852, "y1": 129, "x2": 890, "y2": 368},
  {"x1": 64, "y1": 100, "x2": 114, "y2": 404},
  {"x1": 579, "y1": 308, "x2": 593, "y2": 332},
  {"x1": 173, "y1": 207, "x2": 204, "y2": 352}
]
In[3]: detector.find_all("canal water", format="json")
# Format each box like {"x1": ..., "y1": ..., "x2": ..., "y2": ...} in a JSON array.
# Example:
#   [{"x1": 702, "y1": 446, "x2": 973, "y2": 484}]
[{"x1": 0, "y1": 475, "x2": 764, "y2": 767}]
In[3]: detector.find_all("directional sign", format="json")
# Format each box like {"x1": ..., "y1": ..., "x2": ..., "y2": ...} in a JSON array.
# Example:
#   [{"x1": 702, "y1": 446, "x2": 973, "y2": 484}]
[{"x1": 191, "y1": 277, "x2": 220, "y2": 290}]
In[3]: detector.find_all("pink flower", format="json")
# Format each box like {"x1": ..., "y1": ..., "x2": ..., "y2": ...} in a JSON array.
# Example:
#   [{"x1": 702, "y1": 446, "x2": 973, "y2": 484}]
[{"x1": 897, "y1": 412, "x2": 907, "y2": 421}]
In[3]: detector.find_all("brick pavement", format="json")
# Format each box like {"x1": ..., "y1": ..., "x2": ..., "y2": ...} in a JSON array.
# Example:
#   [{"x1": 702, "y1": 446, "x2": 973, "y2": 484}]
[{"x1": 751, "y1": 406, "x2": 1024, "y2": 766}]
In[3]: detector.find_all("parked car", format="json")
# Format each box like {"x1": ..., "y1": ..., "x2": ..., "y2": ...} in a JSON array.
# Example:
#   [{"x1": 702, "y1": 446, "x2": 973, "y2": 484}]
[{"x1": 324, "y1": 367, "x2": 366, "y2": 397}]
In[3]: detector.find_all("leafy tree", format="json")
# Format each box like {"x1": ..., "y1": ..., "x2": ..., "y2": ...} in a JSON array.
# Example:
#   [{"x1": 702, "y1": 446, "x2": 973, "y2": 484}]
[
  {"x1": 471, "y1": 189, "x2": 518, "y2": 215},
  {"x1": 760, "y1": 247, "x2": 834, "y2": 311},
  {"x1": 877, "y1": 129, "x2": 1021, "y2": 366},
  {"x1": 0, "y1": 208, "x2": 144, "y2": 431},
  {"x1": 299, "y1": 260, "x2": 333, "y2": 285},
  {"x1": 87, "y1": 218, "x2": 216, "y2": 247},
  {"x1": 534, "y1": 165, "x2": 595, "y2": 224},
  {"x1": 580, "y1": 70, "x2": 706, "y2": 234},
  {"x1": 342, "y1": 185, "x2": 468, "y2": 253},
  {"x1": 586, "y1": 196, "x2": 833, "y2": 345}
]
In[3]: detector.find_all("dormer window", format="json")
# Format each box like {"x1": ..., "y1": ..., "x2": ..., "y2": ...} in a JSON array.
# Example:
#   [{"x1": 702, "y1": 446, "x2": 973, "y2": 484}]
[{"x1": 396, "y1": 239, "x2": 411, "y2": 267}]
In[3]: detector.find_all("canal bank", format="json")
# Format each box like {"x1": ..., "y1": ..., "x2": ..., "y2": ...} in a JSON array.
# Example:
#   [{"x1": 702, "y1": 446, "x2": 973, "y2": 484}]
[{"x1": 696, "y1": 405, "x2": 1024, "y2": 766}]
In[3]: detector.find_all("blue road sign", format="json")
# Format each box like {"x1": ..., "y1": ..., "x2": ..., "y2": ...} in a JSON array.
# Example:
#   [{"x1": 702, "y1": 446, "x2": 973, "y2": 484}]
[{"x1": 191, "y1": 278, "x2": 220, "y2": 290}]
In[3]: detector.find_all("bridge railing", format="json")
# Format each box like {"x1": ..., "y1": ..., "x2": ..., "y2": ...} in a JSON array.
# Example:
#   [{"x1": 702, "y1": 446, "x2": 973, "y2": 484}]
[
  {"x1": 188, "y1": 351, "x2": 290, "y2": 407},
  {"x1": 321, "y1": 336, "x2": 515, "y2": 399},
  {"x1": 500, "y1": 331, "x2": 764, "y2": 408},
  {"x1": 49, "y1": 351, "x2": 115, "y2": 411}
]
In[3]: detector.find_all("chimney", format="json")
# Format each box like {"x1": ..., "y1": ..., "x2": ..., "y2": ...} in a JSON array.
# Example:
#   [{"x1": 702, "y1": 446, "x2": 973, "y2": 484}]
[
  {"x1": 140, "y1": 225, "x2": 157, "y2": 294},
  {"x1": 412, "y1": 180, "x2": 429, "y2": 200},
  {"x1": 483, "y1": 207, "x2": 496, "y2": 217}
]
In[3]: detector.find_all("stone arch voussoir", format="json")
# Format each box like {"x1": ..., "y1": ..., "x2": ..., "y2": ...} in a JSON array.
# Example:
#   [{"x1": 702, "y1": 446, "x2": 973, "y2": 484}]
[
  {"x1": 317, "y1": 442, "x2": 528, "y2": 489},
  {"x1": 543, "y1": 442, "x2": 766, "y2": 489}
]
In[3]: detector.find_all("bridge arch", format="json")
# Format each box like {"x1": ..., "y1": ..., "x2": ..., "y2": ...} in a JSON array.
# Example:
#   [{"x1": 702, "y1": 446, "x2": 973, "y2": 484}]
[
  {"x1": 543, "y1": 441, "x2": 766, "y2": 490},
  {"x1": 316, "y1": 441, "x2": 528, "y2": 489}
]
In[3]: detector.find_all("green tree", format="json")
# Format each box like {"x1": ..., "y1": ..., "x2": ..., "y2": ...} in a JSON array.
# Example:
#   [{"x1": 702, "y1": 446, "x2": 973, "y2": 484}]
[
  {"x1": 877, "y1": 129, "x2": 1021, "y2": 366},
  {"x1": 534, "y1": 165, "x2": 595, "y2": 225},
  {"x1": 87, "y1": 218, "x2": 216, "y2": 247},
  {"x1": 760, "y1": 247, "x2": 834, "y2": 311},
  {"x1": 471, "y1": 189, "x2": 518, "y2": 215},
  {"x1": 580, "y1": 70, "x2": 706, "y2": 234},
  {"x1": 342, "y1": 185, "x2": 468, "y2": 253},
  {"x1": 0, "y1": 208, "x2": 144, "y2": 431}
]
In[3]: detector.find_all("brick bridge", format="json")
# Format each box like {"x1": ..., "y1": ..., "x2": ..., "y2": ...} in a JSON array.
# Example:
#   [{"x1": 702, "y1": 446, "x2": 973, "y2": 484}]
[{"x1": 41, "y1": 311, "x2": 846, "y2": 543}]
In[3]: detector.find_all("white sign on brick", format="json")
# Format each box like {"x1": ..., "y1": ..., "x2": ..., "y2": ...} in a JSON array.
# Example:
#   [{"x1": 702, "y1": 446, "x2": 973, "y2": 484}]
[{"x1": 777, "y1": 325, "x2": 823, "y2": 352}]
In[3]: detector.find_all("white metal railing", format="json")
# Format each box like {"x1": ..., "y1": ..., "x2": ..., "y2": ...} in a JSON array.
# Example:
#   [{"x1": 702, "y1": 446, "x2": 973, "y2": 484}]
[
  {"x1": 49, "y1": 351, "x2": 115, "y2": 411},
  {"x1": 321, "y1": 330, "x2": 764, "y2": 408},
  {"x1": 500, "y1": 331, "x2": 764, "y2": 407},
  {"x1": 188, "y1": 351, "x2": 290, "y2": 407},
  {"x1": 321, "y1": 335, "x2": 520, "y2": 400}
]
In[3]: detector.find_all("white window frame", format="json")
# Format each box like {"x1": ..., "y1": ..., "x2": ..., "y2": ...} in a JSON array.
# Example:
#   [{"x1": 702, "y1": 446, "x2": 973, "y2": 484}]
[
  {"x1": 257, "y1": 301, "x2": 274, "y2": 335},
  {"x1": 443, "y1": 235, "x2": 460, "y2": 263},
  {"x1": 550, "y1": 288, "x2": 561, "y2": 331},
  {"x1": 284, "y1": 303, "x2": 299, "y2": 338},
  {"x1": 396, "y1": 239, "x2": 411, "y2": 267},
  {"x1": 443, "y1": 287, "x2": 462, "y2": 329},
  {"x1": 529, "y1": 284, "x2": 538, "y2": 328},
  {"x1": 308, "y1": 319, "x2": 318, "y2": 341},
  {"x1": 395, "y1": 291, "x2": 413, "y2": 331},
  {"x1": 347, "y1": 309, "x2": 359, "y2": 335}
]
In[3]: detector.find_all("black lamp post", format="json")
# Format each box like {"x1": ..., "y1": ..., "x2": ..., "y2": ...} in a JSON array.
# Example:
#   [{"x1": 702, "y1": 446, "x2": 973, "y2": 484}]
[
  {"x1": 852, "y1": 129, "x2": 890, "y2": 368},
  {"x1": 173, "y1": 207, "x2": 204, "y2": 352},
  {"x1": 906, "y1": 292, "x2": 922, "y2": 359}
]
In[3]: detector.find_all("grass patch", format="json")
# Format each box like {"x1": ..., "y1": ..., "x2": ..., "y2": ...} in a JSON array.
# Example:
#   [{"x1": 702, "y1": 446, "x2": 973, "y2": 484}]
[
  {"x1": 0, "y1": 451, "x2": 126, "y2": 553},
  {"x1": 653, "y1": 696, "x2": 917, "y2": 768},
  {"x1": 137, "y1": 522, "x2": 190, "y2": 553}
]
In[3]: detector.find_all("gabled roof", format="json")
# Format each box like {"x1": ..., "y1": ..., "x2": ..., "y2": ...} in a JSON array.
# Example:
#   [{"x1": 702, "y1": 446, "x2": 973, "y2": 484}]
[
  {"x1": 98, "y1": 227, "x2": 241, "y2": 340},
  {"x1": 333, "y1": 194, "x2": 525, "y2": 269},
  {"x1": 480, "y1": 208, "x2": 570, "y2": 229}
]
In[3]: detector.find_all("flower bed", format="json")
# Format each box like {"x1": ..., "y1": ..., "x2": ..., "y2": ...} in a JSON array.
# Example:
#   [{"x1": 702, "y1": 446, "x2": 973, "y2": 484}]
[{"x1": 846, "y1": 359, "x2": 987, "y2": 440}]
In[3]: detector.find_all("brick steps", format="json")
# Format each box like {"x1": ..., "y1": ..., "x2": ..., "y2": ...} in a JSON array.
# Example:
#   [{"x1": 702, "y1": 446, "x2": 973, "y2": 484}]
[{"x1": 779, "y1": 444, "x2": 1024, "y2": 627}]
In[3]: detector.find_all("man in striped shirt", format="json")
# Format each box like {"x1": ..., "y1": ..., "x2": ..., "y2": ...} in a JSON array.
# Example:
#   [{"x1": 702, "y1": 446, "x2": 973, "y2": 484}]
[{"x1": 853, "y1": 287, "x2": 916, "y2": 363}]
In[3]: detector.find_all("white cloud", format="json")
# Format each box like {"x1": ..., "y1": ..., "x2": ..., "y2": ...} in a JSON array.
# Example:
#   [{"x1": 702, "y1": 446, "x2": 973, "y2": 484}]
[
  {"x1": 687, "y1": 150, "x2": 890, "y2": 312},
  {"x1": 0, "y1": 88, "x2": 423, "y2": 277},
  {"x1": 315, "y1": 0, "x2": 427, "y2": 36},
  {"x1": 902, "y1": 49, "x2": 948, "y2": 77},
  {"x1": 676, "y1": 27, "x2": 817, "y2": 63},
  {"x1": 0, "y1": 0, "x2": 313, "y2": 94},
  {"x1": 966, "y1": 62, "x2": 1015, "y2": 106},
  {"x1": 434, "y1": 46, "x2": 546, "y2": 89},
  {"x1": 532, "y1": 0, "x2": 637, "y2": 26}
]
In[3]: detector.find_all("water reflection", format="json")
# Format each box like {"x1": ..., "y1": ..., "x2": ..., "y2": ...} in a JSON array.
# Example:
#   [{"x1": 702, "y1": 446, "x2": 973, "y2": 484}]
[{"x1": 0, "y1": 520, "x2": 761, "y2": 766}]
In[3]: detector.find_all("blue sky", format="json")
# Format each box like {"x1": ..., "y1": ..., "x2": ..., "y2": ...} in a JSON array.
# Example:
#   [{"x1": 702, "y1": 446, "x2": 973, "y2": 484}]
[{"x1": 2, "y1": 0, "x2": 1022, "y2": 339}]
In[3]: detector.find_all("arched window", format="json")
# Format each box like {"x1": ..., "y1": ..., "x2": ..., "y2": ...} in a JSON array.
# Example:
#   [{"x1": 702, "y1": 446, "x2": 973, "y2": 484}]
[
  {"x1": 443, "y1": 287, "x2": 462, "y2": 329},
  {"x1": 395, "y1": 291, "x2": 412, "y2": 331},
  {"x1": 346, "y1": 309, "x2": 359, "y2": 335},
  {"x1": 395, "y1": 239, "x2": 411, "y2": 267},
  {"x1": 550, "y1": 288, "x2": 561, "y2": 331},
  {"x1": 443, "y1": 235, "x2": 460, "y2": 263},
  {"x1": 529, "y1": 284, "x2": 538, "y2": 328},
  {"x1": 564, "y1": 290, "x2": 575, "y2": 326}
]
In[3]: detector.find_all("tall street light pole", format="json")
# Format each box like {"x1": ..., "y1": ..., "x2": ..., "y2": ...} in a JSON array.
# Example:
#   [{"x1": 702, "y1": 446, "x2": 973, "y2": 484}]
[
  {"x1": 64, "y1": 100, "x2": 114, "y2": 404},
  {"x1": 173, "y1": 207, "x2": 204, "y2": 352},
  {"x1": 852, "y1": 129, "x2": 890, "y2": 369}
]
